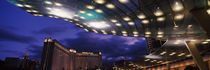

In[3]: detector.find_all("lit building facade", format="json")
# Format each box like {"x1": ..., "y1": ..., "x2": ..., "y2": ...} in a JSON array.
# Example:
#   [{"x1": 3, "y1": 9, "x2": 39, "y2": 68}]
[{"x1": 40, "y1": 38, "x2": 102, "y2": 70}]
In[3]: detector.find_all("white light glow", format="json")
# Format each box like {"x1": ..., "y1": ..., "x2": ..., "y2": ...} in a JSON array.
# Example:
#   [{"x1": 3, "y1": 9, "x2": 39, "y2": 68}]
[
  {"x1": 94, "y1": 0, "x2": 105, "y2": 4},
  {"x1": 79, "y1": 10, "x2": 85, "y2": 13},
  {"x1": 16, "y1": 4, "x2": 24, "y2": 7},
  {"x1": 44, "y1": 1, "x2": 53, "y2": 4},
  {"x1": 157, "y1": 31, "x2": 164, "y2": 34},
  {"x1": 106, "y1": 3, "x2": 115, "y2": 9},
  {"x1": 169, "y1": 52, "x2": 176, "y2": 56},
  {"x1": 174, "y1": 14, "x2": 184, "y2": 20},
  {"x1": 128, "y1": 22, "x2": 135, "y2": 25},
  {"x1": 142, "y1": 20, "x2": 149, "y2": 24},
  {"x1": 24, "y1": 4, "x2": 32, "y2": 8},
  {"x1": 88, "y1": 21, "x2": 110, "y2": 29},
  {"x1": 123, "y1": 34, "x2": 128, "y2": 36},
  {"x1": 111, "y1": 30, "x2": 116, "y2": 34},
  {"x1": 26, "y1": 10, "x2": 32, "y2": 12},
  {"x1": 137, "y1": 13, "x2": 146, "y2": 19},
  {"x1": 154, "y1": 8, "x2": 163, "y2": 16},
  {"x1": 74, "y1": 14, "x2": 79, "y2": 17},
  {"x1": 87, "y1": 13, "x2": 93, "y2": 16},
  {"x1": 86, "y1": 5, "x2": 95, "y2": 9},
  {"x1": 111, "y1": 19, "x2": 118, "y2": 23},
  {"x1": 145, "y1": 31, "x2": 151, "y2": 35},
  {"x1": 116, "y1": 23, "x2": 121, "y2": 26},
  {"x1": 145, "y1": 35, "x2": 150, "y2": 37},
  {"x1": 157, "y1": 35, "x2": 163, "y2": 38},
  {"x1": 172, "y1": 2, "x2": 184, "y2": 12},
  {"x1": 160, "y1": 51, "x2": 166, "y2": 55},
  {"x1": 123, "y1": 17, "x2": 131, "y2": 21},
  {"x1": 118, "y1": 0, "x2": 129, "y2": 3},
  {"x1": 122, "y1": 31, "x2": 127, "y2": 33},
  {"x1": 95, "y1": 9, "x2": 103, "y2": 13},
  {"x1": 80, "y1": 16, "x2": 86, "y2": 19},
  {"x1": 206, "y1": 39, "x2": 210, "y2": 41},
  {"x1": 202, "y1": 41, "x2": 208, "y2": 44},
  {"x1": 133, "y1": 31, "x2": 138, "y2": 34},
  {"x1": 55, "y1": 2, "x2": 63, "y2": 6},
  {"x1": 145, "y1": 55, "x2": 162, "y2": 59},
  {"x1": 48, "y1": 8, "x2": 75, "y2": 19},
  {"x1": 134, "y1": 34, "x2": 139, "y2": 37},
  {"x1": 46, "y1": 7, "x2": 52, "y2": 10},
  {"x1": 207, "y1": 9, "x2": 210, "y2": 15},
  {"x1": 92, "y1": 29, "x2": 98, "y2": 33},
  {"x1": 157, "y1": 17, "x2": 165, "y2": 22}
]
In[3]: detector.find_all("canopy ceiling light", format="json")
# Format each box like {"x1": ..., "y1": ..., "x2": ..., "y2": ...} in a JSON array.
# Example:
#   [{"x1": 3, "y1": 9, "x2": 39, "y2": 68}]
[
  {"x1": 95, "y1": 9, "x2": 103, "y2": 13},
  {"x1": 16, "y1": 4, "x2": 23, "y2": 7},
  {"x1": 142, "y1": 20, "x2": 149, "y2": 24},
  {"x1": 111, "y1": 19, "x2": 118, "y2": 23},
  {"x1": 174, "y1": 14, "x2": 184, "y2": 20},
  {"x1": 172, "y1": 2, "x2": 184, "y2": 12},
  {"x1": 54, "y1": 2, "x2": 63, "y2": 6},
  {"x1": 154, "y1": 7, "x2": 164, "y2": 16},
  {"x1": 157, "y1": 17, "x2": 165, "y2": 22},
  {"x1": 86, "y1": 5, "x2": 95, "y2": 9},
  {"x1": 122, "y1": 31, "x2": 127, "y2": 33},
  {"x1": 106, "y1": 3, "x2": 115, "y2": 9},
  {"x1": 94, "y1": 0, "x2": 106, "y2": 4},
  {"x1": 118, "y1": 0, "x2": 129, "y2": 3},
  {"x1": 44, "y1": 1, "x2": 53, "y2": 5},
  {"x1": 133, "y1": 31, "x2": 138, "y2": 34},
  {"x1": 137, "y1": 13, "x2": 146, "y2": 19},
  {"x1": 123, "y1": 17, "x2": 131, "y2": 21},
  {"x1": 145, "y1": 31, "x2": 151, "y2": 34},
  {"x1": 116, "y1": 23, "x2": 122, "y2": 26},
  {"x1": 48, "y1": 8, "x2": 75, "y2": 19},
  {"x1": 79, "y1": 10, "x2": 85, "y2": 13},
  {"x1": 24, "y1": 4, "x2": 32, "y2": 8},
  {"x1": 207, "y1": 9, "x2": 210, "y2": 15},
  {"x1": 88, "y1": 21, "x2": 110, "y2": 29},
  {"x1": 128, "y1": 22, "x2": 135, "y2": 25}
]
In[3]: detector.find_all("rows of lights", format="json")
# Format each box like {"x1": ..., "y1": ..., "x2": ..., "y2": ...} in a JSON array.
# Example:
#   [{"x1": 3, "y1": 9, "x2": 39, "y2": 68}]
[{"x1": 202, "y1": 39, "x2": 210, "y2": 44}]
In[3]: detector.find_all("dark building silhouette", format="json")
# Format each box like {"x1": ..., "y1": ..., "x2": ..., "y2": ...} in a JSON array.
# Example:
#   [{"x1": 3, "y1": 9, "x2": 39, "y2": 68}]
[{"x1": 40, "y1": 38, "x2": 102, "y2": 70}]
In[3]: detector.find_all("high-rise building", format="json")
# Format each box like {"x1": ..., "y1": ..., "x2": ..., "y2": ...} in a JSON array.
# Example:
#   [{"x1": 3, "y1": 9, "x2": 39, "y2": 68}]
[{"x1": 40, "y1": 38, "x2": 102, "y2": 70}]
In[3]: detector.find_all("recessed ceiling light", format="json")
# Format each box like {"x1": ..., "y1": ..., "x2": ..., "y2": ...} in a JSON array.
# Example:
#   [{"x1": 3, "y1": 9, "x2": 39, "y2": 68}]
[
  {"x1": 128, "y1": 22, "x2": 135, "y2": 25},
  {"x1": 94, "y1": 0, "x2": 105, "y2": 4},
  {"x1": 24, "y1": 4, "x2": 32, "y2": 8},
  {"x1": 118, "y1": 0, "x2": 129, "y2": 3},
  {"x1": 48, "y1": 8, "x2": 75, "y2": 19},
  {"x1": 87, "y1": 13, "x2": 93, "y2": 16},
  {"x1": 123, "y1": 34, "x2": 128, "y2": 36},
  {"x1": 16, "y1": 4, "x2": 24, "y2": 7},
  {"x1": 157, "y1": 35, "x2": 163, "y2": 38},
  {"x1": 137, "y1": 13, "x2": 146, "y2": 19},
  {"x1": 121, "y1": 31, "x2": 127, "y2": 33},
  {"x1": 207, "y1": 9, "x2": 210, "y2": 15},
  {"x1": 95, "y1": 9, "x2": 103, "y2": 13},
  {"x1": 54, "y1": 2, "x2": 63, "y2": 6},
  {"x1": 106, "y1": 3, "x2": 115, "y2": 9},
  {"x1": 157, "y1": 31, "x2": 164, "y2": 34},
  {"x1": 145, "y1": 31, "x2": 151, "y2": 34},
  {"x1": 142, "y1": 20, "x2": 149, "y2": 24},
  {"x1": 157, "y1": 17, "x2": 165, "y2": 22},
  {"x1": 79, "y1": 10, "x2": 85, "y2": 13},
  {"x1": 123, "y1": 17, "x2": 131, "y2": 21},
  {"x1": 172, "y1": 2, "x2": 184, "y2": 12},
  {"x1": 111, "y1": 19, "x2": 118, "y2": 23},
  {"x1": 116, "y1": 23, "x2": 122, "y2": 26},
  {"x1": 86, "y1": 5, "x2": 95, "y2": 9},
  {"x1": 111, "y1": 30, "x2": 116, "y2": 34},
  {"x1": 44, "y1": 1, "x2": 53, "y2": 4},
  {"x1": 80, "y1": 16, "x2": 86, "y2": 19},
  {"x1": 133, "y1": 31, "x2": 138, "y2": 34},
  {"x1": 134, "y1": 34, "x2": 139, "y2": 37},
  {"x1": 174, "y1": 14, "x2": 184, "y2": 20},
  {"x1": 202, "y1": 41, "x2": 208, "y2": 44},
  {"x1": 154, "y1": 8, "x2": 163, "y2": 16}
]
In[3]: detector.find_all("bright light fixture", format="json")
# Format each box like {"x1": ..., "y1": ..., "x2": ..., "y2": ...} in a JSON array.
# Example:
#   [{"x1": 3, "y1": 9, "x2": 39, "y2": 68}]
[
  {"x1": 86, "y1": 5, "x2": 95, "y2": 9},
  {"x1": 178, "y1": 53, "x2": 185, "y2": 56},
  {"x1": 48, "y1": 8, "x2": 75, "y2": 19},
  {"x1": 84, "y1": 29, "x2": 89, "y2": 32},
  {"x1": 157, "y1": 35, "x2": 163, "y2": 38},
  {"x1": 145, "y1": 35, "x2": 150, "y2": 37},
  {"x1": 142, "y1": 20, "x2": 149, "y2": 24},
  {"x1": 123, "y1": 34, "x2": 128, "y2": 36},
  {"x1": 207, "y1": 9, "x2": 210, "y2": 15},
  {"x1": 122, "y1": 31, "x2": 127, "y2": 33},
  {"x1": 101, "y1": 30, "x2": 107, "y2": 34},
  {"x1": 80, "y1": 16, "x2": 86, "y2": 19},
  {"x1": 133, "y1": 31, "x2": 138, "y2": 34},
  {"x1": 16, "y1": 4, "x2": 24, "y2": 7},
  {"x1": 94, "y1": 0, "x2": 105, "y2": 4},
  {"x1": 174, "y1": 14, "x2": 184, "y2": 20},
  {"x1": 111, "y1": 30, "x2": 116, "y2": 34},
  {"x1": 111, "y1": 19, "x2": 118, "y2": 23},
  {"x1": 55, "y1": 2, "x2": 63, "y2": 6},
  {"x1": 116, "y1": 23, "x2": 121, "y2": 26},
  {"x1": 123, "y1": 17, "x2": 131, "y2": 21},
  {"x1": 157, "y1": 17, "x2": 165, "y2": 22},
  {"x1": 172, "y1": 2, "x2": 184, "y2": 12},
  {"x1": 118, "y1": 0, "x2": 129, "y2": 3},
  {"x1": 26, "y1": 10, "x2": 32, "y2": 12},
  {"x1": 154, "y1": 8, "x2": 163, "y2": 16},
  {"x1": 79, "y1": 10, "x2": 85, "y2": 13},
  {"x1": 145, "y1": 31, "x2": 151, "y2": 34},
  {"x1": 92, "y1": 29, "x2": 98, "y2": 33},
  {"x1": 87, "y1": 13, "x2": 93, "y2": 16},
  {"x1": 95, "y1": 9, "x2": 103, "y2": 13},
  {"x1": 88, "y1": 21, "x2": 110, "y2": 29},
  {"x1": 169, "y1": 52, "x2": 176, "y2": 56},
  {"x1": 206, "y1": 39, "x2": 210, "y2": 41},
  {"x1": 137, "y1": 13, "x2": 146, "y2": 19},
  {"x1": 202, "y1": 41, "x2": 208, "y2": 44},
  {"x1": 128, "y1": 22, "x2": 135, "y2": 25},
  {"x1": 160, "y1": 51, "x2": 166, "y2": 55},
  {"x1": 24, "y1": 4, "x2": 32, "y2": 8},
  {"x1": 106, "y1": 3, "x2": 115, "y2": 9},
  {"x1": 157, "y1": 31, "x2": 164, "y2": 34},
  {"x1": 46, "y1": 7, "x2": 52, "y2": 10},
  {"x1": 134, "y1": 34, "x2": 139, "y2": 37},
  {"x1": 44, "y1": 1, "x2": 53, "y2": 4}
]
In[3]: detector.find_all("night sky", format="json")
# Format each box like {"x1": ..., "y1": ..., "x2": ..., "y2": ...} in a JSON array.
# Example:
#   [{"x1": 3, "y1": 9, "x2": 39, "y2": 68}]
[{"x1": 0, "y1": 0, "x2": 147, "y2": 63}]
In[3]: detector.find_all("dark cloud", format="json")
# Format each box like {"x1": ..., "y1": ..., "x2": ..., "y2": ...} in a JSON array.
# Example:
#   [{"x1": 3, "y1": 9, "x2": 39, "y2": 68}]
[
  {"x1": 26, "y1": 45, "x2": 43, "y2": 61},
  {"x1": 63, "y1": 32, "x2": 147, "y2": 62},
  {"x1": 35, "y1": 25, "x2": 71, "y2": 35},
  {"x1": 0, "y1": 28, "x2": 36, "y2": 43}
]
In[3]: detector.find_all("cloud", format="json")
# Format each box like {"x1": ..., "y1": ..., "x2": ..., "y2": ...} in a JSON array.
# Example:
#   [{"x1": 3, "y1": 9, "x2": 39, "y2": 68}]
[
  {"x1": 63, "y1": 32, "x2": 147, "y2": 62},
  {"x1": 35, "y1": 25, "x2": 71, "y2": 35},
  {"x1": 0, "y1": 28, "x2": 36, "y2": 43}
]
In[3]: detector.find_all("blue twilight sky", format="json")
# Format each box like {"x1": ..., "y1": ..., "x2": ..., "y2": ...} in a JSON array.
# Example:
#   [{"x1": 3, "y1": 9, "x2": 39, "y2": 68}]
[{"x1": 0, "y1": 0, "x2": 147, "y2": 62}]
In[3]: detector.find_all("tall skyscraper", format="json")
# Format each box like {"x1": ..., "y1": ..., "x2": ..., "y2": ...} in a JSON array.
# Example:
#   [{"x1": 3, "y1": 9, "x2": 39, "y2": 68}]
[{"x1": 40, "y1": 38, "x2": 102, "y2": 70}]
